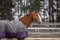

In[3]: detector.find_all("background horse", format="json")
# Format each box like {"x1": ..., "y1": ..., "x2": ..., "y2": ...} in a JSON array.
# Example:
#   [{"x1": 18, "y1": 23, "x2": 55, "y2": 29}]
[{"x1": 0, "y1": 10, "x2": 42, "y2": 40}]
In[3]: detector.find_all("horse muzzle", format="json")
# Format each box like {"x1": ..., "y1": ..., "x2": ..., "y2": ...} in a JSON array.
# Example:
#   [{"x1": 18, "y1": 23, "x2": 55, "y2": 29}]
[{"x1": 38, "y1": 20, "x2": 42, "y2": 24}]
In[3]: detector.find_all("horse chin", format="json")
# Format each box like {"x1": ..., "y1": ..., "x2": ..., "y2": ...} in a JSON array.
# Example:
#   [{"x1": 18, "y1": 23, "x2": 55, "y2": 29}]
[
  {"x1": 38, "y1": 22, "x2": 41, "y2": 24},
  {"x1": 38, "y1": 21, "x2": 42, "y2": 24}
]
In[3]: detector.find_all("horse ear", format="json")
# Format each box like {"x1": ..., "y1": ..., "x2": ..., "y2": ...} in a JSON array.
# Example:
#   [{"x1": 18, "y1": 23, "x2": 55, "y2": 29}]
[
  {"x1": 31, "y1": 10, "x2": 35, "y2": 13},
  {"x1": 31, "y1": 10, "x2": 39, "y2": 14},
  {"x1": 35, "y1": 11, "x2": 39, "y2": 13}
]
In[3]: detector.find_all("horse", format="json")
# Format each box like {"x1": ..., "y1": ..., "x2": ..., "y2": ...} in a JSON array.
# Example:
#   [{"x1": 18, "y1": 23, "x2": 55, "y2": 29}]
[{"x1": 0, "y1": 10, "x2": 42, "y2": 40}]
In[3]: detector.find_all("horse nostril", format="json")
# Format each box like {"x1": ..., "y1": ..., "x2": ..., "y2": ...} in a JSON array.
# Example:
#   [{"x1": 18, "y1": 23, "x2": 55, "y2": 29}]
[{"x1": 38, "y1": 22, "x2": 41, "y2": 24}]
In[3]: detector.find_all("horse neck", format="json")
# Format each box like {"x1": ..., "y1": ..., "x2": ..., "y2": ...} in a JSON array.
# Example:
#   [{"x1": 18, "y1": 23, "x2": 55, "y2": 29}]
[{"x1": 19, "y1": 14, "x2": 33, "y2": 27}]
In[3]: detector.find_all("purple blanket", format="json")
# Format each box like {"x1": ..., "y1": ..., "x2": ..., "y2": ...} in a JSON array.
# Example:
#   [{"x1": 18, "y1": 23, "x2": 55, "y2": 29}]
[{"x1": 0, "y1": 20, "x2": 28, "y2": 38}]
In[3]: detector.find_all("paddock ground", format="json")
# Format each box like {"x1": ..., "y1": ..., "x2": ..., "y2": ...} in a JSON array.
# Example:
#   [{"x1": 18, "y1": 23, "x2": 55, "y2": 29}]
[{"x1": 0, "y1": 38, "x2": 60, "y2": 40}]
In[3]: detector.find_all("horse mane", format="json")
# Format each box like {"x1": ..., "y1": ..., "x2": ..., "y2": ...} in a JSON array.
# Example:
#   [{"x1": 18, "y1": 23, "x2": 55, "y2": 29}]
[{"x1": 19, "y1": 13, "x2": 31, "y2": 20}]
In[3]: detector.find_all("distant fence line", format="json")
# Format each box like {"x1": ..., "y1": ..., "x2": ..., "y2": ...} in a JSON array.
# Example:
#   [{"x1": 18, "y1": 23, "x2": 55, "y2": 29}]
[{"x1": 30, "y1": 23, "x2": 60, "y2": 26}]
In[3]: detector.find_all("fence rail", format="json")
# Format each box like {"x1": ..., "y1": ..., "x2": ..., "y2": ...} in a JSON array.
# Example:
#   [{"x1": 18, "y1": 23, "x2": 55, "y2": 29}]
[
  {"x1": 31, "y1": 23, "x2": 60, "y2": 26},
  {"x1": 25, "y1": 38, "x2": 60, "y2": 40},
  {"x1": 28, "y1": 28, "x2": 60, "y2": 29},
  {"x1": 28, "y1": 23, "x2": 60, "y2": 38}
]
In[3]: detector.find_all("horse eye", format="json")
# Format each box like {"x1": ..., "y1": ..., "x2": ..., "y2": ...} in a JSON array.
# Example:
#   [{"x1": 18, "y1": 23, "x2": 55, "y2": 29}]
[{"x1": 35, "y1": 11, "x2": 37, "y2": 13}]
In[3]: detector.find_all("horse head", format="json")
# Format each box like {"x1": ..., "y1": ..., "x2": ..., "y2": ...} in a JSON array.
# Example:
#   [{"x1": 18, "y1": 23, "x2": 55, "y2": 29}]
[{"x1": 31, "y1": 10, "x2": 42, "y2": 24}]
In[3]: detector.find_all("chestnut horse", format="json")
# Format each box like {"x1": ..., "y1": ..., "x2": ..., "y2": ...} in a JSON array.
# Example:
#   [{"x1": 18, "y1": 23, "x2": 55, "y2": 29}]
[
  {"x1": 18, "y1": 10, "x2": 42, "y2": 40},
  {"x1": 0, "y1": 10, "x2": 42, "y2": 40}
]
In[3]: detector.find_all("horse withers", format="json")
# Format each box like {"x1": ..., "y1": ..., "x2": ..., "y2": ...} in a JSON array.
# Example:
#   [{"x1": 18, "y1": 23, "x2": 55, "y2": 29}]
[{"x1": 0, "y1": 10, "x2": 42, "y2": 40}]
